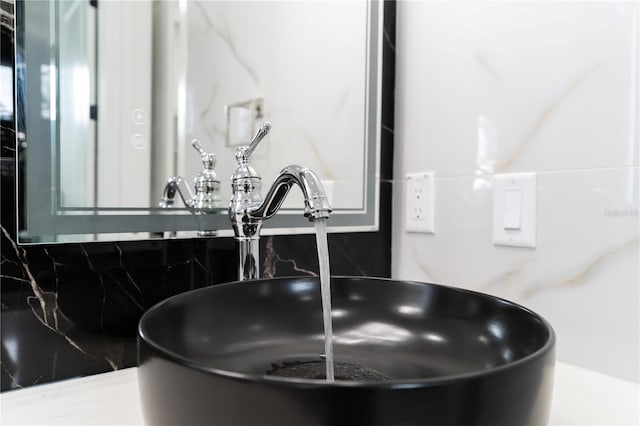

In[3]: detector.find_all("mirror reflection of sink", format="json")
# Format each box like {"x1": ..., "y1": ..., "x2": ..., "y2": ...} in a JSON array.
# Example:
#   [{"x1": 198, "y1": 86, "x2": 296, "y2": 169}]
[{"x1": 138, "y1": 276, "x2": 555, "y2": 426}]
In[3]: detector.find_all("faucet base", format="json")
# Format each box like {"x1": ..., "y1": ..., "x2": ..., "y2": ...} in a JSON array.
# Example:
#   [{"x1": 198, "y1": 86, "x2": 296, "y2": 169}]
[
  {"x1": 197, "y1": 230, "x2": 217, "y2": 237},
  {"x1": 237, "y1": 236, "x2": 260, "y2": 280}
]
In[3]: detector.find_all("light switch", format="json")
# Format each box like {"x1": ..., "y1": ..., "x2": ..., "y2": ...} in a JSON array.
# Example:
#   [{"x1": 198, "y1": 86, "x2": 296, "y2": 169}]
[
  {"x1": 493, "y1": 173, "x2": 536, "y2": 248},
  {"x1": 503, "y1": 189, "x2": 523, "y2": 230}
]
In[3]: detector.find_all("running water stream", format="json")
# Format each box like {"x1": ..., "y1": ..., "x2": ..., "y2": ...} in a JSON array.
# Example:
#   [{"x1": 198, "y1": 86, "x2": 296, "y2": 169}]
[{"x1": 314, "y1": 217, "x2": 334, "y2": 382}]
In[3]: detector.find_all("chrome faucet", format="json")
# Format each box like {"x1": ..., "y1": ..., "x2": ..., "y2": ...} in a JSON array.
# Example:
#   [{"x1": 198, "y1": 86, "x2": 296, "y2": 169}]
[
  {"x1": 229, "y1": 122, "x2": 332, "y2": 280},
  {"x1": 160, "y1": 140, "x2": 222, "y2": 235}
]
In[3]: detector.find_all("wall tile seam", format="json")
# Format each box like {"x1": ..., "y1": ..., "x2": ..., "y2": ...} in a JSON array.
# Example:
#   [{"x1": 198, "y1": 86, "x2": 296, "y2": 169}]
[{"x1": 391, "y1": 165, "x2": 640, "y2": 182}]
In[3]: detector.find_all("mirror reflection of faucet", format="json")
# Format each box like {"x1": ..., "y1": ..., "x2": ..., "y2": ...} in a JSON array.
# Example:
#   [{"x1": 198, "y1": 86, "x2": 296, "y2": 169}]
[{"x1": 159, "y1": 140, "x2": 222, "y2": 213}]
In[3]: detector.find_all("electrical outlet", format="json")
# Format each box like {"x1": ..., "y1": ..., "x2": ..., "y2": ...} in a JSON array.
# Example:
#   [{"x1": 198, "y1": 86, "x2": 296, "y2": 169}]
[{"x1": 405, "y1": 172, "x2": 435, "y2": 233}]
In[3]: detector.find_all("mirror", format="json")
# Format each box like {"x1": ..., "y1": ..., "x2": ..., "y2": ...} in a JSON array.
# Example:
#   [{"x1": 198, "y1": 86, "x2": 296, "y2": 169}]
[{"x1": 17, "y1": 0, "x2": 382, "y2": 243}]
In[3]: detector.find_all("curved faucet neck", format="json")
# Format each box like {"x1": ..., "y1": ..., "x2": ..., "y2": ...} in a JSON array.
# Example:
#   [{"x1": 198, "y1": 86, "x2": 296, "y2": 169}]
[
  {"x1": 230, "y1": 164, "x2": 332, "y2": 224},
  {"x1": 159, "y1": 176, "x2": 195, "y2": 209},
  {"x1": 253, "y1": 165, "x2": 332, "y2": 221}
]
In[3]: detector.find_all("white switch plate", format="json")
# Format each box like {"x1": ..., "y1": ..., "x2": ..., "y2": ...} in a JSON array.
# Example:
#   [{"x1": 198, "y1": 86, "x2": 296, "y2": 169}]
[
  {"x1": 493, "y1": 173, "x2": 537, "y2": 247},
  {"x1": 405, "y1": 172, "x2": 435, "y2": 233}
]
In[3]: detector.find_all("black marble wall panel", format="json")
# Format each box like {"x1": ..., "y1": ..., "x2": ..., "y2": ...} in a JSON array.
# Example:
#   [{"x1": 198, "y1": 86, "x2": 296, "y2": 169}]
[{"x1": 0, "y1": 1, "x2": 396, "y2": 391}]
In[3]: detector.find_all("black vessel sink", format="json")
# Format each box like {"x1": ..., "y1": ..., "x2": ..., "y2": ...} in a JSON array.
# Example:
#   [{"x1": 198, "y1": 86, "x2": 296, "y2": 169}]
[{"x1": 138, "y1": 276, "x2": 555, "y2": 426}]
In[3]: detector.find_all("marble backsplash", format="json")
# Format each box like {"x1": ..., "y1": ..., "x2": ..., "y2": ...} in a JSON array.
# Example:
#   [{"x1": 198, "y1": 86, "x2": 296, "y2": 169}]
[
  {"x1": 0, "y1": 217, "x2": 393, "y2": 391},
  {"x1": 0, "y1": 1, "x2": 396, "y2": 392},
  {"x1": 392, "y1": 1, "x2": 639, "y2": 382}
]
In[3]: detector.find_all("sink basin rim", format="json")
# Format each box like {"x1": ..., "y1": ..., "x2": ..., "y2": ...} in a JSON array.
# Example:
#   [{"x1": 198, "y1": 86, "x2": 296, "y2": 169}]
[{"x1": 138, "y1": 275, "x2": 555, "y2": 389}]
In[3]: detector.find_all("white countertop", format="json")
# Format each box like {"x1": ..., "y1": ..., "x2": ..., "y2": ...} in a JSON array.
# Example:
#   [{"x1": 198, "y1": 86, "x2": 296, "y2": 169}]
[{"x1": 1, "y1": 362, "x2": 638, "y2": 425}]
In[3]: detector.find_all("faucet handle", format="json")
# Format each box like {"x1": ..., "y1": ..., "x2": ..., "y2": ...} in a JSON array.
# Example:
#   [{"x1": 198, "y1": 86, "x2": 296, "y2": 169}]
[
  {"x1": 192, "y1": 139, "x2": 216, "y2": 169},
  {"x1": 235, "y1": 121, "x2": 271, "y2": 164},
  {"x1": 192, "y1": 139, "x2": 206, "y2": 156},
  {"x1": 190, "y1": 139, "x2": 221, "y2": 210},
  {"x1": 247, "y1": 121, "x2": 271, "y2": 157}
]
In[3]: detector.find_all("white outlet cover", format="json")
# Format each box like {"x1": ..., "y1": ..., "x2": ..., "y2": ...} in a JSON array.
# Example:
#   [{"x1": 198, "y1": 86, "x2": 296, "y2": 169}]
[
  {"x1": 493, "y1": 173, "x2": 537, "y2": 247},
  {"x1": 405, "y1": 172, "x2": 435, "y2": 233}
]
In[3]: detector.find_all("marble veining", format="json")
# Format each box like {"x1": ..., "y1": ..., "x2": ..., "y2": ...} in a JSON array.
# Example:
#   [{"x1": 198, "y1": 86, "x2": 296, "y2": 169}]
[
  {"x1": 114, "y1": 243, "x2": 145, "y2": 310},
  {"x1": 334, "y1": 89, "x2": 350, "y2": 117},
  {"x1": 474, "y1": 52, "x2": 501, "y2": 81},
  {"x1": 384, "y1": 27, "x2": 395, "y2": 52},
  {"x1": 478, "y1": 258, "x2": 531, "y2": 294},
  {"x1": 0, "y1": 217, "x2": 241, "y2": 389},
  {"x1": 407, "y1": 239, "x2": 440, "y2": 284},
  {"x1": 0, "y1": 233, "x2": 233, "y2": 389},
  {"x1": 197, "y1": 82, "x2": 226, "y2": 142},
  {"x1": 496, "y1": 63, "x2": 601, "y2": 173},
  {"x1": 2, "y1": 225, "x2": 60, "y2": 332},
  {"x1": 79, "y1": 245, "x2": 107, "y2": 331},
  {"x1": 42, "y1": 248, "x2": 61, "y2": 294},
  {"x1": 263, "y1": 236, "x2": 317, "y2": 279},
  {"x1": 0, "y1": 362, "x2": 20, "y2": 388},
  {"x1": 192, "y1": 0, "x2": 259, "y2": 85},
  {"x1": 523, "y1": 238, "x2": 639, "y2": 298},
  {"x1": 324, "y1": 235, "x2": 370, "y2": 277},
  {"x1": 297, "y1": 128, "x2": 335, "y2": 180},
  {"x1": 1, "y1": 226, "x2": 122, "y2": 382}
]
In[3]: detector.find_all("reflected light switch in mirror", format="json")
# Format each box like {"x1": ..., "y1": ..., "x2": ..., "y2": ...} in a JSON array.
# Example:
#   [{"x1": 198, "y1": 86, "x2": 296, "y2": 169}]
[
  {"x1": 229, "y1": 107, "x2": 253, "y2": 146},
  {"x1": 493, "y1": 173, "x2": 536, "y2": 248}
]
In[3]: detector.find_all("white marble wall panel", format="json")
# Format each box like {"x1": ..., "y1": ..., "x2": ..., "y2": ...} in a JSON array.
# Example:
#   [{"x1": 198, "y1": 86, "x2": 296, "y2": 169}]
[
  {"x1": 393, "y1": 1, "x2": 640, "y2": 382},
  {"x1": 393, "y1": 168, "x2": 639, "y2": 381},
  {"x1": 395, "y1": 1, "x2": 638, "y2": 178},
  {"x1": 183, "y1": 1, "x2": 369, "y2": 210}
]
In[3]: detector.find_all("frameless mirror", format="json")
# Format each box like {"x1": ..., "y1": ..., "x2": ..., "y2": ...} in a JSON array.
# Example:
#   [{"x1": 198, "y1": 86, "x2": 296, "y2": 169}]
[{"x1": 16, "y1": 0, "x2": 382, "y2": 243}]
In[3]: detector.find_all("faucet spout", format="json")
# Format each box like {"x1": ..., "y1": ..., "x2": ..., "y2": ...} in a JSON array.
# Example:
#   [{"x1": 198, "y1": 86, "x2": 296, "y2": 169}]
[
  {"x1": 252, "y1": 165, "x2": 332, "y2": 221},
  {"x1": 158, "y1": 139, "x2": 222, "y2": 212},
  {"x1": 159, "y1": 176, "x2": 195, "y2": 209}
]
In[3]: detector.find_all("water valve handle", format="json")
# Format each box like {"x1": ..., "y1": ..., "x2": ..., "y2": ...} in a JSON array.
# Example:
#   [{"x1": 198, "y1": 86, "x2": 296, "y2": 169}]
[
  {"x1": 235, "y1": 121, "x2": 271, "y2": 165},
  {"x1": 188, "y1": 138, "x2": 221, "y2": 210},
  {"x1": 192, "y1": 139, "x2": 206, "y2": 157},
  {"x1": 192, "y1": 139, "x2": 216, "y2": 170}
]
